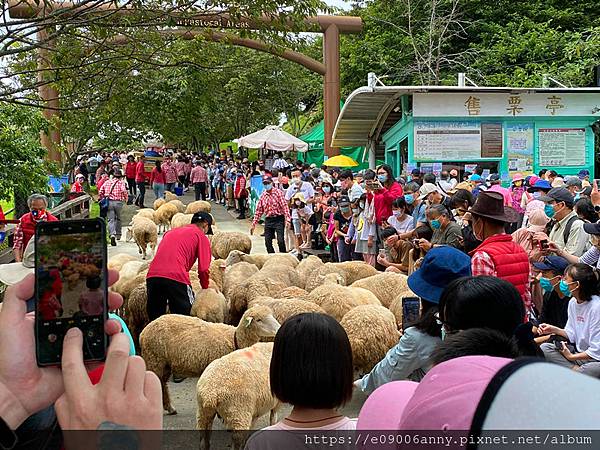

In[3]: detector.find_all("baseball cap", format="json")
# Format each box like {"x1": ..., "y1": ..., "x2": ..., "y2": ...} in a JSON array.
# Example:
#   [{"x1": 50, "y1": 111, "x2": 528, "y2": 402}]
[
  {"x1": 191, "y1": 211, "x2": 213, "y2": 234},
  {"x1": 539, "y1": 187, "x2": 574, "y2": 208},
  {"x1": 411, "y1": 168, "x2": 421, "y2": 176},
  {"x1": 469, "y1": 174, "x2": 482, "y2": 182},
  {"x1": 578, "y1": 169, "x2": 590, "y2": 179},
  {"x1": 583, "y1": 221, "x2": 600, "y2": 235},
  {"x1": 532, "y1": 255, "x2": 569, "y2": 273},
  {"x1": 0, "y1": 239, "x2": 35, "y2": 285},
  {"x1": 565, "y1": 176, "x2": 582, "y2": 188},
  {"x1": 418, "y1": 183, "x2": 441, "y2": 200}
]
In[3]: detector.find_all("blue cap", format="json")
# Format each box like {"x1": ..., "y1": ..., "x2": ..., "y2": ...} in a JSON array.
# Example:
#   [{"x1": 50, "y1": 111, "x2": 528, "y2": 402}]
[
  {"x1": 469, "y1": 174, "x2": 482, "y2": 182},
  {"x1": 532, "y1": 256, "x2": 569, "y2": 274},
  {"x1": 407, "y1": 247, "x2": 472, "y2": 304},
  {"x1": 578, "y1": 169, "x2": 590, "y2": 179},
  {"x1": 528, "y1": 180, "x2": 552, "y2": 192}
]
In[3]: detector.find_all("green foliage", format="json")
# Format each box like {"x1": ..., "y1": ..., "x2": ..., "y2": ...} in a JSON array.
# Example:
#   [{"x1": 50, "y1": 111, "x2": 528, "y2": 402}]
[
  {"x1": 340, "y1": 0, "x2": 600, "y2": 92},
  {"x1": 0, "y1": 104, "x2": 54, "y2": 201}
]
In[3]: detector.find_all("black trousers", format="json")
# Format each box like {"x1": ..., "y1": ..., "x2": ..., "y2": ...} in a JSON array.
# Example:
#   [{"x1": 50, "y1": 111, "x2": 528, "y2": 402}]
[
  {"x1": 178, "y1": 175, "x2": 186, "y2": 188},
  {"x1": 136, "y1": 181, "x2": 146, "y2": 207},
  {"x1": 146, "y1": 277, "x2": 195, "y2": 322},
  {"x1": 237, "y1": 197, "x2": 246, "y2": 218},
  {"x1": 127, "y1": 177, "x2": 137, "y2": 196},
  {"x1": 194, "y1": 182, "x2": 206, "y2": 201},
  {"x1": 264, "y1": 215, "x2": 286, "y2": 253}
]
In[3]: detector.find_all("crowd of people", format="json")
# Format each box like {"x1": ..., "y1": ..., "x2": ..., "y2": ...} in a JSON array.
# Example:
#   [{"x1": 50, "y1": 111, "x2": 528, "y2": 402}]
[{"x1": 2, "y1": 149, "x2": 600, "y2": 446}]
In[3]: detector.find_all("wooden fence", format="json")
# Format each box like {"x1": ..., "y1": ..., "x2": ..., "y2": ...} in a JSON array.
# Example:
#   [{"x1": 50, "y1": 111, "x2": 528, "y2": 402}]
[{"x1": 0, "y1": 194, "x2": 92, "y2": 264}]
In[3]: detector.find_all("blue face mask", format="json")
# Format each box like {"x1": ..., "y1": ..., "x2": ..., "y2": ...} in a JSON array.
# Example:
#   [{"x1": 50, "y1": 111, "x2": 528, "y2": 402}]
[
  {"x1": 404, "y1": 194, "x2": 415, "y2": 205},
  {"x1": 323, "y1": 186, "x2": 331, "y2": 194},
  {"x1": 441, "y1": 327, "x2": 446, "y2": 341},
  {"x1": 264, "y1": 184, "x2": 273, "y2": 191},
  {"x1": 533, "y1": 191, "x2": 542, "y2": 199},
  {"x1": 559, "y1": 280, "x2": 575, "y2": 297},
  {"x1": 430, "y1": 219, "x2": 442, "y2": 230},
  {"x1": 544, "y1": 204, "x2": 556, "y2": 219},
  {"x1": 378, "y1": 174, "x2": 388, "y2": 183},
  {"x1": 574, "y1": 194, "x2": 581, "y2": 202},
  {"x1": 539, "y1": 276, "x2": 558, "y2": 293}
]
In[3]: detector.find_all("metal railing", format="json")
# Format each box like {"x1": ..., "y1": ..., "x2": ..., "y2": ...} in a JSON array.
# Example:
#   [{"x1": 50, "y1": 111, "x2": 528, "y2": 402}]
[{"x1": 0, "y1": 194, "x2": 92, "y2": 264}]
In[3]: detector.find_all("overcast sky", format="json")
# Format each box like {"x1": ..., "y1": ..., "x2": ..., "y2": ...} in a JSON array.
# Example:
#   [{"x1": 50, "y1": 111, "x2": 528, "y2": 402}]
[{"x1": 324, "y1": 0, "x2": 352, "y2": 11}]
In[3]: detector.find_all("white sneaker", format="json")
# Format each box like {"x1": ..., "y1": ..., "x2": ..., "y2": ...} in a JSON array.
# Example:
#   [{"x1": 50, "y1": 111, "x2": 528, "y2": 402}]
[{"x1": 289, "y1": 249, "x2": 299, "y2": 256}]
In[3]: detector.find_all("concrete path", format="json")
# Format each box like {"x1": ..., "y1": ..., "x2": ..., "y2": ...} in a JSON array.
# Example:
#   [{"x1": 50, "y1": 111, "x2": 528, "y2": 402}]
[{"x1": 108, "y1": 191, "x2": 368, "y2": 437}]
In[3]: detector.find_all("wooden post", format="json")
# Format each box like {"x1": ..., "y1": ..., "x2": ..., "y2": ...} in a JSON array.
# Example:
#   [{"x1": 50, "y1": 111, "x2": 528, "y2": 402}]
[
  {"x1": 323, "y1": 24, "x2": 340, "y2": 158},
  {"x1": 37, "y1": 28, "x2": 62, "y2": 163}
]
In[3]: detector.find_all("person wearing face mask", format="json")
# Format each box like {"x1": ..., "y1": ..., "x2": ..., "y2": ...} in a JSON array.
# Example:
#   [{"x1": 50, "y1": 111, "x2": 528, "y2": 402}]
[
  {"x1": 532, "y1": 256, "x2": 570, "y2": 330},
  {"x1": 372, "y1": 164, "x2": 404, "y2": 243},
  {"x1": 416, "y1": 204, "x2": 462, "y2": 252},
  {"x1": 292, "y1": 193, "x2": 314, "y2": 250},
  {"x1": 386, "y1": 197, "x2": 413, "y2": 234},
  {"x1": 509, "y1": 173, "x2": 528, "y2": 227},
  {"x1": 338, "y1": 170, "x2": 364, "y2": 203},
  {"x1": 251, "y1": 176, "x2": 291, "y2": 253},
  {"x1": 535, "y1": 187, "x2": 588, "y2": 258},
  {"x1": 469, "y1": 191, "x2": 531, "y2": 316},
  {"x1": 13, "y1": 194, "x2": 58, "y2": 262},
  {"x1": 538, "y1": 263, "x2": 600, "y2": 378},
  {"x1": 565, "y1": 176, "x2": 583, "y2": 197},
  {"x1": 285, "y1": 169, "x2": 315, "y2": 253},
  {"x1": 334, "y1": 196, "x2": 354, "y2": 262},
  {"x1": 551, "y1": 220, "x2": 600, "y2": 270},
  {"x1": 526, "y1": 178, "x2": 552, "y2": 202}
]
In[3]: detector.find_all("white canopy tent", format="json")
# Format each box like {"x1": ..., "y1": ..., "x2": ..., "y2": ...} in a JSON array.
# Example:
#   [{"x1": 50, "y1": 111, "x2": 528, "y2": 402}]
[{"x1": 237, "y1": 125, "x2": 309, "y2": 152}]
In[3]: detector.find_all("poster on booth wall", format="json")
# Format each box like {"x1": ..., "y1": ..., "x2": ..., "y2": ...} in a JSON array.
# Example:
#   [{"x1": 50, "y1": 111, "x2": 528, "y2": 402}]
[
  {"x1": 538, "y1": 128, "x2": 586, "y2": 167},
  {"x1": 414, "y1": 121, "x2": 481, "y2": 161},
  {"x1": 506, "y1": 124, "x2": 534, "y2": 177},
  {"x1": 249, "y1": 175, "x2": 265, "y2": 216}
]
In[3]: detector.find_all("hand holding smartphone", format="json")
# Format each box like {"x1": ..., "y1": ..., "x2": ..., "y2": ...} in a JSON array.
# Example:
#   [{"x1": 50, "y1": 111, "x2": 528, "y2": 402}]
[
  {"x1": 35, "y1": 219, "x2": 109, "y2": 366},
  {"x1": 401, "y1": 297, "x2": 420, "y2": 331}
]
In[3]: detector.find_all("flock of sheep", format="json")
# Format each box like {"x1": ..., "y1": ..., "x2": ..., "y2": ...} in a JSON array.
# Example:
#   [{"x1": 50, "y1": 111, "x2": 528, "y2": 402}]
[{"x1": 111, "y1": 198, "x2": 416, "y2": 450}]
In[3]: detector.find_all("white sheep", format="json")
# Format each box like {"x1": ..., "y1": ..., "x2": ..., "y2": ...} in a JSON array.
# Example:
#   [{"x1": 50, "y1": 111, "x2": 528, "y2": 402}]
[
  {"x1": 296, "y1": 255, "x2": 324, "y2": 289},
  {"x1": 351, "y1": 272, "x2": 410, "y2": 308},
  {"x1": 125, "y1": 216, "x2": 157, "y2": 260},
  {"x1": 191, "y1": 288, "x2": 228, "y2": 323},
  {"x1": 305, "y1": 283, "x2": 381, "y2": 321},
  {"x1": 341, "y1": 305, "x2": 400, "y2": 376},
  {"x1": 153, "y1": 198, "x2": 166, "y2": 210},
  {"x1": 164, "y1": 191, "x2": 178, "y2": 202},
  {"x1": 168, "y1": 199, "x2": 186, "y2": 213},
  {"x1": 211, "y1": 231, "x2": 252, "y2": 259},
  {"x1": 140, "y1": 305, "x2": 280, "y2": 415},
  {"x1": 185, "y1": 200, "x2": 212, "y2": 214},
  {"x1": 249, "y1": 297, "x2": 326, "y2": 324},
  {"x1": 196, "y1": 343, "x2": 279, "y2": 450},
  {"x1": 222, "y1": 262, "x2": 259, "y2": 300},
  {"x1": 107, "y1": 253, "x2": 137, "y2": 272},
  {"x1": 154, "y1": 202, "x2": 178, "y2": 234},
  {"x1": 170, "y1": 212, "x2": 193, "y2": 229}
]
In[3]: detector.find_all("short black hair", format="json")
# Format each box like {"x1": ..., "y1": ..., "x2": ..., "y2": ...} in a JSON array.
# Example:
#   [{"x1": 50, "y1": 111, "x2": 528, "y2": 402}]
[
  {"x1": 392, "y1": 197, "x2": 407, "y2": 209},
  {"x1": 575, "y1": 198, "x2": 597, "y2": 223},
  {"x1": 270, "y1": 313, "x2": 353, "y2": 409},
  {"x1": 439, "y1": 276, "x2": 524, "y2": 336},
  {"x1": 432, "y1": 328, "x2": 520, "y2": 365},
  {"x1": 363, "y1": 169, "x2": 376, "y2": 181},
  {"x1": 86, "y1": 276, "x2": 102, "y2": 290},
  {"x1": 451, "y1": 189, "x2": 474, "y2": 208},
  {"x1": 423, "y1": 173, "x2": 436, "y2": 184},
  {"x1": 538, "y1": 169, "x2": 547, "y2": 177},
  {"x1": 412, "y1": 299, "x2": 440, "y2": 338},
  {"x1": 380, "y1": 227, "x2": 398, "y2": 240},
  {"x1": 339, "y1": 169, "x2": 353, "y2": 180}
]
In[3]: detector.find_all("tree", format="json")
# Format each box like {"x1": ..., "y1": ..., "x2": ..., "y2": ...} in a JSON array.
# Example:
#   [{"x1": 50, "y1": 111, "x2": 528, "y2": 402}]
[{"x1": 0, "y1": 103, "x2": 53, "y2": 201}]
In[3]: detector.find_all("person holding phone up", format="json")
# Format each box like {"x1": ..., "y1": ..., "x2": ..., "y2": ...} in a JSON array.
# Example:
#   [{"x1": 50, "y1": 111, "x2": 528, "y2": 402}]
[{"x1": 355, "y1": 247, "x2": 471, "y2": 395}]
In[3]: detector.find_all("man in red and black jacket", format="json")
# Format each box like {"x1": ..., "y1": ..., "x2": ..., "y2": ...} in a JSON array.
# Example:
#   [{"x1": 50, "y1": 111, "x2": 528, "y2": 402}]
[{"x1": 13, "y1": 194, "x2": 58, "y2": 262}]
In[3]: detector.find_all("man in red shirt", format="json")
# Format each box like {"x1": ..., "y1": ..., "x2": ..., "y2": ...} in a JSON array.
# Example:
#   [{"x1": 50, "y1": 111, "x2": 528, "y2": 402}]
[
  {"x1": 251, "y1": 176, "x2": 291, "y2": 253},
  {"x1": 134, "y1": 155, "x2": 147, "y2": 208},
  {"x1": 13, "y1": 194, "x2": 58, "y2": 262},
  {"x1": 146, "y1": 211, "x2": 213, "y2": 321}
]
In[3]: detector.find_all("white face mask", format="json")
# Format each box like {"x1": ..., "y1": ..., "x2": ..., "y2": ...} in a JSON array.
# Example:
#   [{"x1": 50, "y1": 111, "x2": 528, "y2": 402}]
[{"x1": 295, "y1": 200, "x2": 302, "y2": 206}]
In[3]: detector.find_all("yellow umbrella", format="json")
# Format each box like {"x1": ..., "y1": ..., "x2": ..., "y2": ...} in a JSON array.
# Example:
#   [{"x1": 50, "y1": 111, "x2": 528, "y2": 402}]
[{"x1": 322, "y1": 155, "x2": 359, "y2": 167}]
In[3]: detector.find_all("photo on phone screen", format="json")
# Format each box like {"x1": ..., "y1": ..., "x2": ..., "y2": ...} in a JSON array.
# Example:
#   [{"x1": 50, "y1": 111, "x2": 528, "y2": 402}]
[
  {"x1": 401, "y1": 296, "x2": 421, "y2": 331},
  {"x1": 35, "y1": 219, "x2": 108, "y2": 366}
]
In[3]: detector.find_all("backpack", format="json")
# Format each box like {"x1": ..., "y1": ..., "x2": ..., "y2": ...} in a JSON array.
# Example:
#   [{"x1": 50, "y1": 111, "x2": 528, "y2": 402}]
[{"x1": 546, "y1": 215, "x2": 580, "y2": 245}]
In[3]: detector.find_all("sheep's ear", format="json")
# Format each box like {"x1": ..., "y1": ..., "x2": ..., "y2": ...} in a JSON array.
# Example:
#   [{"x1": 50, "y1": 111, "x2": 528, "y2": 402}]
[{"x1": 244, "y1": 316, "x2": 253, "y2": 328}]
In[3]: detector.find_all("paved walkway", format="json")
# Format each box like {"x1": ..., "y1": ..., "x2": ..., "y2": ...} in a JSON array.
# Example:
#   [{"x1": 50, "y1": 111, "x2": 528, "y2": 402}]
[
  {"x1": 109, "y1": 191, "x2": 367, "y2": 432},
  {"x1": 108, "y1": 191, "x2": 266, "y2": 259}
]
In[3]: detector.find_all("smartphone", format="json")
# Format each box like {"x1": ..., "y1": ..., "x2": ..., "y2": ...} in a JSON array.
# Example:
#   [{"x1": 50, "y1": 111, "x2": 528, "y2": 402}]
[
  {"x1": 554, "y1": 340, "x2": 565, "y2": 351},
  {"x1": 378, "y1": 249, "x2": 386, "y2": 257},
  {"x1": 35, "y1": 219, "x2": 108, "y2": 366},
  {"x1": 401, "y1": 297, "x2": 421, "y2": 331},
  {"x1": 538, "y1": 239, "x2": 549, "y2": 251}
]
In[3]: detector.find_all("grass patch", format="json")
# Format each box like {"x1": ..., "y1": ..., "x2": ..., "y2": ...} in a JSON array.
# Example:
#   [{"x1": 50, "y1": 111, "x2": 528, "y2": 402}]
[
  {"x1": 0, "y1": 199, "x2": 14, "y2": 218},
  {"x1": 90, "y1": 201, "x2": 100, "y2": 218}
]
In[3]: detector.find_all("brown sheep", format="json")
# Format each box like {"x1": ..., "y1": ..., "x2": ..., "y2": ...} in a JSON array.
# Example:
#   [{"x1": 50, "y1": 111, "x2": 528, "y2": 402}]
[
  {"x1": 211, "y1": 231, "x2": 252, "y2": 259},
  {"x1": 341, "y1": 305, "x2": 400, "y2": 375},
  {"x1": 155, "y1": 202, "x2": 179, "y2": 234},
  {"x1": 249, "y1": 297, "x2": 326, "y2": 324},
  {"x1": 208, "y1": 258, "x2": 226, "y2": 292},
  {"x1": 191, "y1": 288, "x2": 228, "y2": 323},
  {"x1": 296, "y1": 255, "x2": 324, "y2": 289},
  {"x1": 305, "y1": 284, "x2": 381, "y2": 322},
  {"x1": 153, "y1": 198, "x2": 166, "y2": 210},
  {"x1": 222, "y1": 262, "x2": 259, "y2": 300},
  {"x1": 185, "y1": 200, "x2": 212, "y2": 214},
  {"x1": 140, "y1": 305, "x2": 280, "y2": 415},
  {"x1": 278, "y1": 286, "x2": 308, "y2": 300},
  {"x1": 168, "y1": 199, "x2": 186, "y2": 213},
  {"x1": 164, "y1": 191, "x2": 178, "y2": 202},
  {"x1": 228, "y1": 275, "x2": 287, "y2": 325}
]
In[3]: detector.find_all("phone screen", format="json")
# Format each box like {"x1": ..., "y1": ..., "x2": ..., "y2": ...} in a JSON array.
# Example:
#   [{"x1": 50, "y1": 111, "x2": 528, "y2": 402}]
[
  {"x1": 35, "y1": 219, "x2": 108, "y2": 366},
  {"x1": 402, "y1": 297, "x2": 421, "y2": 331}
]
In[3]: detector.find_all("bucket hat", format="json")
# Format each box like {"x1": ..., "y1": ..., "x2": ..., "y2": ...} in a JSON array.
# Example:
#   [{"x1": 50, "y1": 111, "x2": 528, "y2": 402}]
[
  {"x1": 0, "y1": 239, "x2": 35, "y2": 285},
  {"x1": 469, "y1": 191, "x2": 519, "y2": 223},
  {"x1": 407, "y1": 247, "x2": 471, "y2": 303}
]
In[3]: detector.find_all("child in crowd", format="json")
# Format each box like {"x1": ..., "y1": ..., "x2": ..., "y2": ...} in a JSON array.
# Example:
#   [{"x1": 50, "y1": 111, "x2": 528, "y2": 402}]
[
  {"x1": 79, "y1": 276, "x2": 104, "y2": 316},
  {"x1": 348, "y1": 194, "x2": 377, "y2": 265},
  {"x1": 292, "y1": 193, "x2": 314, "y2": 250}
]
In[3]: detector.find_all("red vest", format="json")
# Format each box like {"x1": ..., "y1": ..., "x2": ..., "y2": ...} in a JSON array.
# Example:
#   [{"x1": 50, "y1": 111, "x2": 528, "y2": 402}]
[
  {"x1": 20, "y1": 212, "x2": 59, "y2": 249},
  {"x1": 470, "y1": 234, "x2": 530, "y2": 304}
]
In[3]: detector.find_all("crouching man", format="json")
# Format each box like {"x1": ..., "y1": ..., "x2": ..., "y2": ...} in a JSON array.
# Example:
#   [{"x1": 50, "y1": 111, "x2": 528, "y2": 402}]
[{"x1": 146, "y1": 211, "x2": 213, "y2": 321}]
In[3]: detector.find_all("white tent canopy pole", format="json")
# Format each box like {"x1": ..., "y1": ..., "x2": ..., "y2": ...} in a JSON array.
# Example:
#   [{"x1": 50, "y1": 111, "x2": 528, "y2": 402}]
[{"x1": 237, "y1": 125, "x2": 309, "y2": 152}]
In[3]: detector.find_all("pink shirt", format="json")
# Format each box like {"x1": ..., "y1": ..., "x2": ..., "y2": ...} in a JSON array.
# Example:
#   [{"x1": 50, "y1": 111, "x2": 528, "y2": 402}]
[
  {"x1": 147, "y1": 224, "x2": 211, "y2": 287},
  {"x1": 191, "y1": 166, "x2": 208, "y2": 183},
  {"x1": 175, "y1": 161, "x2": 187, "y2": 176},
  {"x1": 79, "y1": 290, "x2": 104, "y2": 315},
  {"x1": 162, "y1": 161, "x2": 178, "y2": 183}
]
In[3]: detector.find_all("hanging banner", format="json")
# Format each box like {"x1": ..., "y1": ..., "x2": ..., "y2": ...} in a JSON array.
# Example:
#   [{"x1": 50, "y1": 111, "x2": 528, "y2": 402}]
[
  {"x1": 249, "y1": 175, "x2": 264, "y2": 216},
  {"x1": 506, "y1": 124, "x2": 534, "y2": 176},
  {"x1": 538, "y1": 128, "x2": 586, "y2": 167}
]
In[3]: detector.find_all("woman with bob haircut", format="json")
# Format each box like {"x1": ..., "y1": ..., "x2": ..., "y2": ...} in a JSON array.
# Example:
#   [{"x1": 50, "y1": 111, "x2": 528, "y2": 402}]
[{"x1": 258, "y1": 313, "x2": 356, "y2": 432}]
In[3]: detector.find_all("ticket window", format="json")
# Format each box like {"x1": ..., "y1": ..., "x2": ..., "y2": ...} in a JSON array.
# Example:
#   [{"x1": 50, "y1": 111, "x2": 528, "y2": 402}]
[{"x1": 441, "y1": 161, "x2": 500, "y2": 181}]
